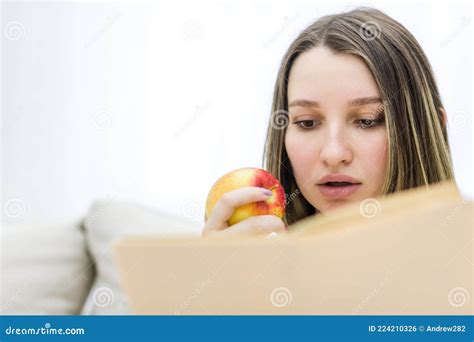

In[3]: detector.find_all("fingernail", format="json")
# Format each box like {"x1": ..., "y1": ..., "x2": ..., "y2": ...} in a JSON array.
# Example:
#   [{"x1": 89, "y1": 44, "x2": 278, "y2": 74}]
[{"x1": 262, "y1": 189, "x2": 273, "y2": 196}]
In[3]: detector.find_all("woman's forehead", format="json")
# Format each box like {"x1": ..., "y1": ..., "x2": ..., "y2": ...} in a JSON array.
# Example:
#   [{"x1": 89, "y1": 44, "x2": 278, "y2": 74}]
[{"x1": 288, "y1": 46, "x2": 380, "y2": 107}]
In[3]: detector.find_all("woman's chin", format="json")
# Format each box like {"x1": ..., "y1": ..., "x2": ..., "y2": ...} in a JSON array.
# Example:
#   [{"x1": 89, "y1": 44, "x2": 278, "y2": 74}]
[
  {"x1": 319, "y1": 192, "x2": 383, "y2": 215},
  {"x1": 317, "y1": 199, "x2": 353, "y2": 214}
]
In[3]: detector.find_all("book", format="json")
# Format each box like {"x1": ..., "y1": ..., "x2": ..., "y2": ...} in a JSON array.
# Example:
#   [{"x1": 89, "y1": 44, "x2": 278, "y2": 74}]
[{"x1": 114, "y1": 180, "x2": 473, "y2": 314}]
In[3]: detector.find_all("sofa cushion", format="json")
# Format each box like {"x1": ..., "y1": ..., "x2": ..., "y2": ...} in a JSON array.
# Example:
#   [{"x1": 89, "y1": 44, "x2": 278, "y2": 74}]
[
  {"x1": 1, "y1": 220, "x2": 95, "y2": 314},
  {"x1": 80, "y1": 199, "x2": 200, "y2": 315}
]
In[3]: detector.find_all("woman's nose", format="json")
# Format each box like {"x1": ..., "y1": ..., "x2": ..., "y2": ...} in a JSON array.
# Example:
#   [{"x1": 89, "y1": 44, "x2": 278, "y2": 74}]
[{"x1": 319, "y1": 131, "x2": 353, "y2": 167}]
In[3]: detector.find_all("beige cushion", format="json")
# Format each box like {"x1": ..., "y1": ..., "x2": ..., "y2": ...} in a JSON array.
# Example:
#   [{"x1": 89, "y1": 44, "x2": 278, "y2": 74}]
[
  {"x1": 1, "y1": 221, "x2": 95, "y2": 314},
  {"x1": 80, "y1": 199, "x2": 200, "y2": 315}
]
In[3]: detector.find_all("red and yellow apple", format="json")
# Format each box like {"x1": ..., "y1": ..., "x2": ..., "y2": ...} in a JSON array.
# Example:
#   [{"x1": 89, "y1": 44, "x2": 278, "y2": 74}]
[{"x1": 205, "y1": 167, "x2": 286, "y2": 226}]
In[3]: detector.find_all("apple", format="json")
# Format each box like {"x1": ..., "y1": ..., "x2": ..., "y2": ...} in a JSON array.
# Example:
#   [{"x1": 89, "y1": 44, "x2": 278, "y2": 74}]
[{"x1": 205, "y1": 167, "x2": 286, "y2": 226}]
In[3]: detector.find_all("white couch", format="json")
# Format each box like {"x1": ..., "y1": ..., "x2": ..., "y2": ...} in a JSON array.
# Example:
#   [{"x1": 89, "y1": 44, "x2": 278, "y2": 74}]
[{"x1": 1, "y1": 199, "x2": 201, "y2": 315}]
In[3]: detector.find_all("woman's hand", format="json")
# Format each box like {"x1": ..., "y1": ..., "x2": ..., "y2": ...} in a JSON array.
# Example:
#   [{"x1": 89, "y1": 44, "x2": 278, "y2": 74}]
[{"x1": 202, "y1": 186, "x2": 287, "y2": 238}]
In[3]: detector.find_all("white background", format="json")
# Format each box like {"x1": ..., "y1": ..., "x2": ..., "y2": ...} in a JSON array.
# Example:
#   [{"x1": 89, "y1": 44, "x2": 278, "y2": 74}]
[{"x1": 1, "y1": 0, "x2": 472, "y2": 229}]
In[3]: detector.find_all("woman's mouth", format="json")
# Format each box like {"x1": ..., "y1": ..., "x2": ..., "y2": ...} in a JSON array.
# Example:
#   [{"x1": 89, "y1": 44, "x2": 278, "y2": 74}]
[{"x1": 317, "y1": 182, "x2": 362, "y2": 199}]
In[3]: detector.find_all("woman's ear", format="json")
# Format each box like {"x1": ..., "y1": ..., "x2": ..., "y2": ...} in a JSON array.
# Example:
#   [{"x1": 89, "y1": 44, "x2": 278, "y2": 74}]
[{"x1": 439, "y1": 107, "x2": 447, "y2": 128}]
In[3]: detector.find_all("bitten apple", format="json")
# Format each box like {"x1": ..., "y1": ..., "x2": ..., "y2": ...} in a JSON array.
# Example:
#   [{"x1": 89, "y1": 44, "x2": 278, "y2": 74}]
[{"x1": 205, "y1": 167, "x2": 286, "y2": 226}]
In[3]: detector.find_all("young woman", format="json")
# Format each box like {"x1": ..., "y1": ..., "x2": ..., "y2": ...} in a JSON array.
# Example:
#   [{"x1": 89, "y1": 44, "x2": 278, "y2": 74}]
[{"x1": 202, "y1": 7, "x2": 454, "y2": 238}]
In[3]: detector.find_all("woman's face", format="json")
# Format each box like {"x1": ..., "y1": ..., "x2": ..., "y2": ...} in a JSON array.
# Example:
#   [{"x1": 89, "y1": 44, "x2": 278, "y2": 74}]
[{"x1": 285, "y1": 46, "x2": 388, "y2": 213}]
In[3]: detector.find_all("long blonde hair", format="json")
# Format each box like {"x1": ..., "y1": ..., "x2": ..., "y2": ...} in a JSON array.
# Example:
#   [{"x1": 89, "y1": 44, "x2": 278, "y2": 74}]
[{"x1": 262, "y1": 7, "x2": 455, "y2": 226}]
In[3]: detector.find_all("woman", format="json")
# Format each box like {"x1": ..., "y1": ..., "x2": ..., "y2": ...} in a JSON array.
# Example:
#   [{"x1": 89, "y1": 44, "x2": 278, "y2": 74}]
[{"x1": 202, "y1": 7, "x2": 454, "y2": 238}]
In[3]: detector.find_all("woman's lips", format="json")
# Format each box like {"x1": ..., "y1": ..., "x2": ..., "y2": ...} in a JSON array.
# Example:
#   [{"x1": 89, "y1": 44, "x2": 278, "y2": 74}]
[{"x1": 317, "y1": 183, "x2": 362, "y2": 199}]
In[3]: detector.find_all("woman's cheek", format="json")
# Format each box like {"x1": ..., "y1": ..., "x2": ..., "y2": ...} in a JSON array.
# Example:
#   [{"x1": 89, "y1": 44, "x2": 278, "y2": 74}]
[
  {"x1": 371, "y1": 131, "x2": 388, "y2": 174},
  {"x1": 356, "y1": 130, "x2": 388, "y2": 195},
  {"x1": 285, "y1": 130, "x2": 319, "y2": 191}
]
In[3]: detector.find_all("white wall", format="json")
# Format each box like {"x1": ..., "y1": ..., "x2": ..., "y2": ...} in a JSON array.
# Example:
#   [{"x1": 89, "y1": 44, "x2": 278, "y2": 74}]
[{"x1": 1, "y1": 0, "x2": 472, "y2": 228}]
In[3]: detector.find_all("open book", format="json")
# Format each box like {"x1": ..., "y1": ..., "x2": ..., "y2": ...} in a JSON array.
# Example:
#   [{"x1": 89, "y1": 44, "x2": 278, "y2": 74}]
[{"x1": 114, "y1": 181, "x2": 473, "y2": 315}]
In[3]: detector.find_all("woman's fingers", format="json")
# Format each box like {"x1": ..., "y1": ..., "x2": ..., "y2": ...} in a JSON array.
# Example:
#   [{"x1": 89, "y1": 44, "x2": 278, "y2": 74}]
[
  {"x1": 204, "y1": 214, "x2": 286, "y2": 238},
  {"x1": 202, "y1": 186, "x2": 273, "y2": 237}
]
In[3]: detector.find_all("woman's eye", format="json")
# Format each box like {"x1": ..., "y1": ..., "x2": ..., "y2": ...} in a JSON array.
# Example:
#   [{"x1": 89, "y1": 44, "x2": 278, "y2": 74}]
[
  {"x1": 294, "y1": 120, "x2": 318, "y2": 129},
  {"x1": 356, "y1": 118, "x2": 384, "y2": 129},
  {"x1": 292, "y1": 117, "x2": 384, "y2": 130}
]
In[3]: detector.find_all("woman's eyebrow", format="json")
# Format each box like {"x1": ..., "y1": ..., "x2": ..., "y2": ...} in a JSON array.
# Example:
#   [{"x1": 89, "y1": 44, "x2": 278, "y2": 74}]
[
  {"x1": 288, "y1": 99, "x2": 320, "y2": 108},
  {"x1": 288, "y1": 96, "x2": 382, "y2": 108},
  {"x1": 348, "y1": 96, "x2": 382, "y2": 106}
]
